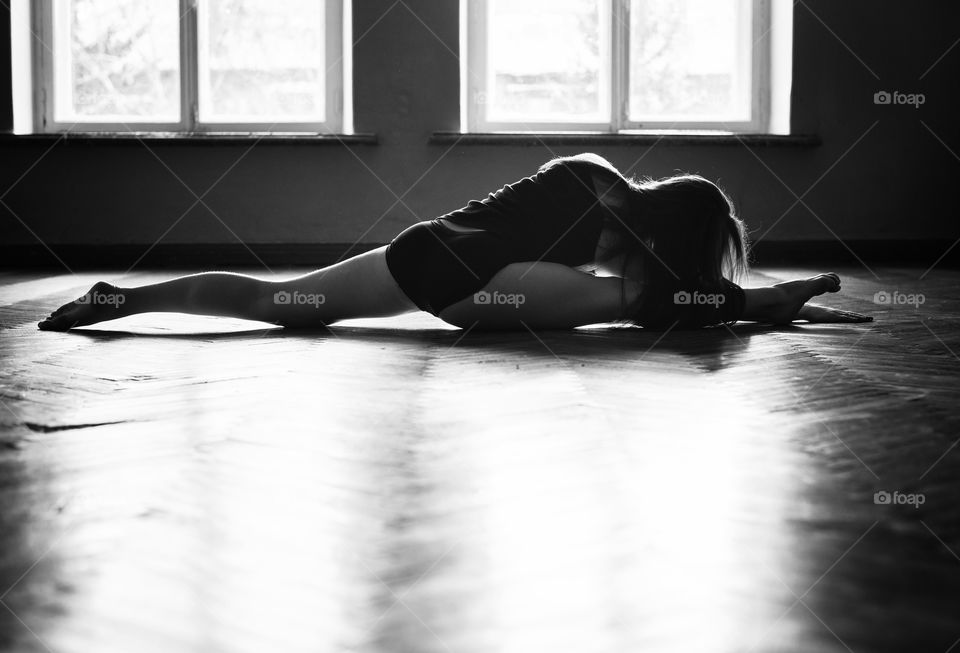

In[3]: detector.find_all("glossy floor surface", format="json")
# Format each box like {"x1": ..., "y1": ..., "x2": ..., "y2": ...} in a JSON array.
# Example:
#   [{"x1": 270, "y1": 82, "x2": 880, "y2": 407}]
[{"x1": 1, "y1": 267, "x2": 959, "y2": 653}]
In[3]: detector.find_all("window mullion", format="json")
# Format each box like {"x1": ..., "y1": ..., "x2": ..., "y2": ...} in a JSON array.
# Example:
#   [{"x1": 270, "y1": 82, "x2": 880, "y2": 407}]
[
  {"x1": 611, "y1": 0, "x2": 629, "y2": 132},
  {"x1": 33, "y1": 0, "x2": 51, "y2": 131},
  {"x1": 180, "y1": 0, "x2": 198, "y2": 130},
  {"x1": 754, "y1": 0, "x2": 772, "y2": 132},
  {"x1": 467, "y1": 0, "x2": 488, "y2": 133},
  {"x1": 327, "y1": 0, "x2": 344, "y2": 132}
]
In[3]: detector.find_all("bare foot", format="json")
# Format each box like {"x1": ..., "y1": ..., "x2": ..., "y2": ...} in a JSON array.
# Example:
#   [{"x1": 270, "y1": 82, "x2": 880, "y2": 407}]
[
  {"x1": 783, "y1": 272, "x2": 841, "y2": 298},
  {"x1": 767, "y1": 273, "x2": 843, "y2": 324},
  {"x1": 38, "y1": 282, "x2": 127, "y2": 331}
]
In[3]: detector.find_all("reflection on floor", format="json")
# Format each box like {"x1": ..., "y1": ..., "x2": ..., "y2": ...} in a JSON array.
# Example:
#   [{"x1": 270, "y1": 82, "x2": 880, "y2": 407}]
[{"x1": 1, "y1": 267, "x2": 958, "y2": 653}]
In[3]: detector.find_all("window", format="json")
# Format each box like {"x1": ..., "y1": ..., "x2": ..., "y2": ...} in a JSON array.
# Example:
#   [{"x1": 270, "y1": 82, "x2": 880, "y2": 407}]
[
  {"x1": 462, "y1": 0, "x2": 774, "y2": 133},
  {"x1": 32, "y1": 0, "x2": 345, "y2": 133}
]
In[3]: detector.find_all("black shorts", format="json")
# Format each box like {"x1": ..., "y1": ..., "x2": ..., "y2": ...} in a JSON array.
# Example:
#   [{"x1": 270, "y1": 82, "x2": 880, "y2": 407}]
[{"x1": 385, "y1": 219, "x2": 519, "y2": 316}]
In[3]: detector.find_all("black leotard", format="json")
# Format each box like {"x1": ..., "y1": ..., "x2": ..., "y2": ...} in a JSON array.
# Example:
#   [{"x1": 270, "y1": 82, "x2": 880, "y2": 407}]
[
  {"x1": 385, "y1": 158, "x2": 620, "y2": 316},
  {"x1": 384, "y1": 156, "x2": 746, "y2": 327}
]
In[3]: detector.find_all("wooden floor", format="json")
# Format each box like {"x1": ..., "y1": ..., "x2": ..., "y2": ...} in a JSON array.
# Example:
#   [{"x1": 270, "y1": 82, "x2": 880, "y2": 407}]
[{"x1": 1, "y1": 267, "x2": 959, "y2": 653}]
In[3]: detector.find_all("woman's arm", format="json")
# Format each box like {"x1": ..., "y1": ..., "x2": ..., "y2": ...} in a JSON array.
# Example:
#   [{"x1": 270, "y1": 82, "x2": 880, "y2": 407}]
[{"x1": 796, "y1": 303, "x2": 873, "y2": 323}]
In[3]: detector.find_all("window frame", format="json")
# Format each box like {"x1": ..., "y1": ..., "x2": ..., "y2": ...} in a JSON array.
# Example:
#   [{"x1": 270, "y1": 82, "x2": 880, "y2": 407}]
[
  {"x1": 32, "y1": 0, "x2": 344, "y2": 133},
  {"x1": 463, "y1": 0, "x2": 771, "y2": 134}
]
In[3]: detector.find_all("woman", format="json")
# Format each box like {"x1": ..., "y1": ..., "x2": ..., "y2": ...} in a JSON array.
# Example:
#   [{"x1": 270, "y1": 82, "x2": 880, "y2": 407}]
[{"x1": 38, "y1": 153, "x2": 871, "y2": 332}]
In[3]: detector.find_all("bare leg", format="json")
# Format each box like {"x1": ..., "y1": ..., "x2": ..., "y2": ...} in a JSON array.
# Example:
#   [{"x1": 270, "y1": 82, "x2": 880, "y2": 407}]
[{"x1": 38, "y1": 246, "x2": 418, "y2": 331}]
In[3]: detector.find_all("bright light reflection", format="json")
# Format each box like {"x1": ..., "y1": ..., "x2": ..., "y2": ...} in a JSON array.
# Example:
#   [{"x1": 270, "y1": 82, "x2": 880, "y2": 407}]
[
  {"x1": 41, "y1": 337, "x2": 391, "y2": 653},
  {"x1": 458, "y1": 366, "x2": 799, "y2": 651}
]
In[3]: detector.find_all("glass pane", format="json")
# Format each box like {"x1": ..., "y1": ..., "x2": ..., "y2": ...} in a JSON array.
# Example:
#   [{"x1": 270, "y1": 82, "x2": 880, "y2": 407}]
[
  {"x1": 199, "y1": 0, "x2": 326, "y2": 123},
  {"x1": 55, "y1": 0, "x2": 180, "y2": 122},
  {"x1": 629, "y1": 0, "x2": 751, "y2": 122},
  {"x1": 485, "y1": 0, "x2": 608, "y2": 123}
]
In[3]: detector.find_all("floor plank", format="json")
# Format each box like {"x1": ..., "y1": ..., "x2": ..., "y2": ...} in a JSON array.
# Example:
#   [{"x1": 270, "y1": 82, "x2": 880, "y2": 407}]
[{"x1": 1, "y1": 267, "x2": 958, "y2": 653}]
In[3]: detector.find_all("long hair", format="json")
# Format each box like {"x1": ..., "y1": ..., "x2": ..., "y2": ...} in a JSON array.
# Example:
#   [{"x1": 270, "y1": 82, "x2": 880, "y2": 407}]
[
  {"x1": 538, "y1": 154, "x2": 750, "y2": 323},
  {"x1": 539, "y1": 154, "x2": 749, "y2": 290},
  {"x1": 615, "y1": 173, "x2": 750, "y2": 289}
]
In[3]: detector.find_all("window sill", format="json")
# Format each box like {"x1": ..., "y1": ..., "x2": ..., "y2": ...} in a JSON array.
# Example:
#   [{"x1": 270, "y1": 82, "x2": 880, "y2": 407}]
[
  {"x1": 0, "y1": 132, "x2": 378, "y2": 145},
  {"x1": 429, "y1": 131, "x2": 821, "y2": 147}
]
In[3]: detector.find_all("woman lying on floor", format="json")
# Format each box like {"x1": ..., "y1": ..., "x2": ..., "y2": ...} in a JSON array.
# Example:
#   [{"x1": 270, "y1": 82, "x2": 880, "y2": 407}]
[{"x1": 39, "y1": 153, "x2": 871, "y2": 332}]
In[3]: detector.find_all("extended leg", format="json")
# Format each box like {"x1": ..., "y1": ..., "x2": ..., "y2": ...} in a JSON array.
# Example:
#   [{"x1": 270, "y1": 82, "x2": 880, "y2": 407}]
[{"x1": 38, "y1": 246, "x2": 418, "y2": 331}]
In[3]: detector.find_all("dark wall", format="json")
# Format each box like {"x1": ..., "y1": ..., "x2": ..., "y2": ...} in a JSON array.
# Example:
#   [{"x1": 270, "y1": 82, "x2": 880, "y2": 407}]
[{"x1": 1, "y1": 0, "x2": 958, "y2": 250}]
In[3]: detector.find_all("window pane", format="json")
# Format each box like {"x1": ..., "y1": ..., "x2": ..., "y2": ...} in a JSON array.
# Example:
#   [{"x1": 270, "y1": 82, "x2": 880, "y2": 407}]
[
  {"x1": 629, "y1": 0, "x2": 751, "y2": 122},
  {"x1": 55, "y1": 0, "x2": 180, "y2": 122},
  {"x1": 485, "y1": 0, "x2": 608, "y2": 123},
  {"x1": 198, "y1": 0, "x2": 326, "y2": 123}
]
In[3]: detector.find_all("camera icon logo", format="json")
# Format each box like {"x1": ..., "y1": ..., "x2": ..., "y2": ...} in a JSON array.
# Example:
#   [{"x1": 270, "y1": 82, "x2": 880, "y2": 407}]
[
  {"x1": 673, "y1": 290, "x2": 691, "y2": 305},
  {"x1": 873, "y1": 290, "x2": 891, "y2": 304},
  {"x1": 873, "y1": 490, "x2": 891, "y2": 505},
  {"x1": 873, "y1": 91, "x2": 891, "y2": 105},
  {"x1": 74, "y1": 293, "x2": 92, "y2": 305},
  {"x1": 474, "y1": 291, "x2": 491, "y2": 305},
  {"x1": 273, "y1": 291, "x2": 291, "y2": 304}
]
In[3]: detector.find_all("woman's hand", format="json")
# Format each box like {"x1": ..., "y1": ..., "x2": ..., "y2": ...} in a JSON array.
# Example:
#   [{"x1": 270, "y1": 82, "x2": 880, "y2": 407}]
[{"x1": 797, "y1": 303, "x2": 873, "y2": 323}]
